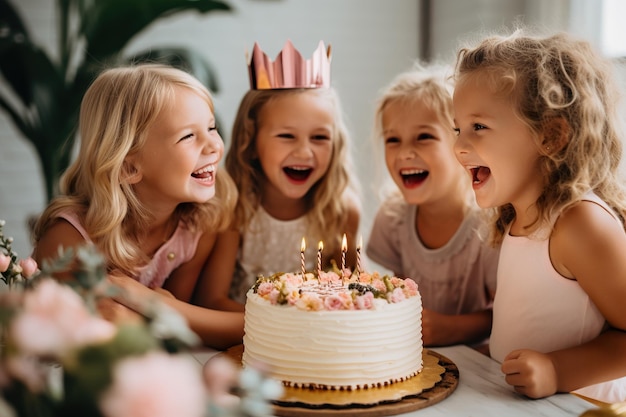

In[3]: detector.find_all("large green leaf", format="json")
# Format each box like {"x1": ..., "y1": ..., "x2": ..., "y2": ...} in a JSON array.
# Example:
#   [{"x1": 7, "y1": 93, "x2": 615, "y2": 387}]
[
  {"x1": 81, "y1": 0, "x2": 232, "y2": 59},
  {"x1": 129, "y1": 46, "x2": 221, "y2": 93}
]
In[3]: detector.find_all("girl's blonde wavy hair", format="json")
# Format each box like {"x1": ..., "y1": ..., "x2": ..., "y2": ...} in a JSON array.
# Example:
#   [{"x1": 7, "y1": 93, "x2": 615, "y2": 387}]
[
  {"x1": 34, "y1": 64, "x2": 237, "y2": 276},
  {"x1": 373, "y1": 62, "x2": 475, "y2": 215},
  {"x1": 455, "y1": 30, "x2": 626, "y2": 245},
  {"x1": 225, "y1": 88, "x2": 358, "y2": 255}
]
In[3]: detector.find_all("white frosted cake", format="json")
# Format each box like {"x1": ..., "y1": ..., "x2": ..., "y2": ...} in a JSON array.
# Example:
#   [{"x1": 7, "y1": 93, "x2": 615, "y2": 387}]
[{"x1": 242, "y1": 270, "x2": 423, "y2": 390}]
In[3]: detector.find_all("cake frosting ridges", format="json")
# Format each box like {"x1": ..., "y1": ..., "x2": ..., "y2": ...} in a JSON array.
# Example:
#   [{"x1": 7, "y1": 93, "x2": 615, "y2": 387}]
[{"x1": 242, "y1": 271, "x2": 423, "y2": 390}]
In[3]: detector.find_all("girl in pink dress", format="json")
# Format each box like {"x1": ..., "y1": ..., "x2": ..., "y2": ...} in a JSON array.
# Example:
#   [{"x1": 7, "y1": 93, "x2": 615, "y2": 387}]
[{"x1": 453, "y1": 29, "x2": 626, "y2": 403}]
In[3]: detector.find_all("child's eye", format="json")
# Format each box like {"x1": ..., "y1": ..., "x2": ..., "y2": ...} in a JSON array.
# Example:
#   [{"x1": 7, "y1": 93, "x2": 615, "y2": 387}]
[
  {"x1": 209, "y1": 125, "x2": 218, "y2": 132},
  {"x1": 453, "y1": 127, "x2": 460, "y2": 136},
  {"x1": 312, "y1": 134, "x2": 330, "y2": 141},
  {"x1": 417, "y1": 133, "x2": 435, "y2": 140},
  {"x1": 277, "y1": 133, "x2": 295, "y2": 139},
  {"x1": 384, "y1": 136, "x2": 400, "y2": 144},
  {"x1": 178, "y1": 133, "x2": 194, "y2": 142},
  {"x1": 473, "y1": 123, "x2": 487, "y2": 131}
]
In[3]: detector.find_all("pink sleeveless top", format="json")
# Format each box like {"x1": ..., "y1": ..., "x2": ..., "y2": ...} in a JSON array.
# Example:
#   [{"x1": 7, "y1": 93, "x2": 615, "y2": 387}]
[
  {"x1": 58, "y1": 211, "x2": 202, "y2": 289},
  {"x1": 491, "y1": 193, "x2": 626, "y2": 403}
]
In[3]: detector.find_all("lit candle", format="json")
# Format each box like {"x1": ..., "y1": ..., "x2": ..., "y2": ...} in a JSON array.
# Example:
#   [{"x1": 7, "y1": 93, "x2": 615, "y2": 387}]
[
  {"x1": 356, "y1": 235, "x2": 363, "y2": 276},
  {"x1": 300, "y1": 237, "x2": 306, "y2": 277},
  {"x1": 341, "y1": 233, "x2": 347, "y2": 271},
  {"x1": 317, "y1": 241, "x2": 324, "y2": 276}
]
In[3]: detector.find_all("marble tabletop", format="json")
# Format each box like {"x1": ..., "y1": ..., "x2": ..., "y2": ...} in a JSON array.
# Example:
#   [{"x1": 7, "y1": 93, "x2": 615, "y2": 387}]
[{"x1": 191, "y1": 344, "x2": 596, "y2": 417}]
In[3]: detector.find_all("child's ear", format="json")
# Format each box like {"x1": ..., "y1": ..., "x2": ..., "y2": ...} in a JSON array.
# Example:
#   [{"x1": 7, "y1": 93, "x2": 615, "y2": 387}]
[
  {"x1": 122, "y1": 157, "x2": 143, "y2": 184},
  {"x1": 542, "y1": 117, "x2": 570, "y2": 154}
]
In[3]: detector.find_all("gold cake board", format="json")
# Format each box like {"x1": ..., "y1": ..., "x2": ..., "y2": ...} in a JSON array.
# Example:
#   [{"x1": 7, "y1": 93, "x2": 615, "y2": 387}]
[{"x1": 223, "y1": 345, "x2": 459, "y2": 417}]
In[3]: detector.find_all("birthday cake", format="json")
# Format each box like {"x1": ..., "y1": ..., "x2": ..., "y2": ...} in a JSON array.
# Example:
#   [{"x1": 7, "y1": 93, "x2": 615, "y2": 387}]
[{"x1": 242, "y1": 270, "x2": 423, "y2": 390}]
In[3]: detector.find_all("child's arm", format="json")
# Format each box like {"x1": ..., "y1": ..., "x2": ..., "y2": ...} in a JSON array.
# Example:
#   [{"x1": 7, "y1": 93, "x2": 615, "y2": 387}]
[
  {"x1": 502, "y1": 200, "x2": 626, "y2": 398},
  {"x1": 422, "y1": 308, "x2": 492, "y2": 347},
  {"x1": 110, "y1": 273, "x2": 244, "y2": 350},
  {"x1": 162, "y1": 231, "x2": 218, "y2": 302},
  {"x1": 192, "y1": 229, "x2": 245, "y2": 312}
]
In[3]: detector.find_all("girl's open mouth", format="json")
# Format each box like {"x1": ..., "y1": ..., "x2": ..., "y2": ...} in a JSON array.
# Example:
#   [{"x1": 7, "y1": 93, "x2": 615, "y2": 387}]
[
  {"x1": 191, "y1": 165, "x2": 215, "y2": 182},
  {"x1": 284, "y1": 166, "x2": 313, "y2": 182},
  {"x1": 400, "y1": 168, "x2": 428, "y2": 187},
  {"x1": 470, "y1": 166, "x2": 491, "y2": 185}
]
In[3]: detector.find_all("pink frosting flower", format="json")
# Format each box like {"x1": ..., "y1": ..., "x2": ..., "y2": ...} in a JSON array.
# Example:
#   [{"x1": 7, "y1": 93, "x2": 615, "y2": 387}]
[
  {"x1": 18, "y1": 257, "x2": 38, "y2": 278},
  {"x1": 354, "y1": 292, "x2": 375, "y2": 310},
  {"x1": 100, "y1": 352, "x2": 206, "y2": 417},
  {"x1": 388, "y1": 287, "x2": 406, "y2": 303},
  {"x1": 295, "y1": 292, "x2": 323, "y2": 311},
  {"x1": 0, "y1": 253, "x2": 10, "y2": 273},
  {"x1": 358, "y1": 272, "x2": 373, "y2": 284},
  {"x1": 403, "y1": 278, "x2": 419, "y2": 297},
  {"x1": 323, "y1": 294, "x2": 345, "y2": 310},
  {"x1": 281, "y1": 272, "x2": 303, "y2": 287},
  {"x1": 268, "y1": 289, "x2": 280, "y2": 305},
  {"x1": 371, "y1": 278, "x2": 387, "y2": 293},
  {"x1": 257, "y1": 281, "x2": 274, "y2": 297}
]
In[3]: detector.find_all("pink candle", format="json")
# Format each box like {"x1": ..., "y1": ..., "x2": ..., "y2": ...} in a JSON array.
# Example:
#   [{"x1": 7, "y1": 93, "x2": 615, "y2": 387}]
[
  {"x1": 317, "y1": 241, "x2": 323, "y2": 276},
  {"x1": 300, "y1": 237, "x2": 306, "y2": 277},
  {"x1": 356, "y1": 235, "x2": 363, "y2": 276},
  {"x1": 341, "y1": 233, "x2": 347, "y2": 271}
]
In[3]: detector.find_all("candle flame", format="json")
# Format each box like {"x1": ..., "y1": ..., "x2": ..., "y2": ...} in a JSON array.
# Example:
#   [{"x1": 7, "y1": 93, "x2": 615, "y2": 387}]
[
  {"x1": 341, "y1": 233, "x2": 347, "y2": 251},
  {"x1": 301, "y1": 237, "x2": 306, "y2": 252},
  {"x1": 318, "y1": 241, "x2": 324, "y2": 251},
  {"x1": 357, "y1": 235, "x2": 363, "y2": 250}
]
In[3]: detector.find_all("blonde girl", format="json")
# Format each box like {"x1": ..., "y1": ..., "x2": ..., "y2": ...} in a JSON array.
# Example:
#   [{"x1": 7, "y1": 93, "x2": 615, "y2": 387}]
[
  {"x1": 453, "y1": 30, "x2": 626, "y2": 403},
  {"x1": 367, "y1": 63, "x2": 498, "y2": 348},
  {"x1": 33, "y1": 64, "x2": 244, "y2": 349},
  {"x1": 224, "y1": 87, "x2": 360, "y2": 303}
]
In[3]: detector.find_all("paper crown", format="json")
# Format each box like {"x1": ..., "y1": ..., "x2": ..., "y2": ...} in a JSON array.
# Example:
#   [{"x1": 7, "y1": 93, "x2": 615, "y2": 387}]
[{"x1": 247, "y1": 40, "x2": 331, "y2": 90}]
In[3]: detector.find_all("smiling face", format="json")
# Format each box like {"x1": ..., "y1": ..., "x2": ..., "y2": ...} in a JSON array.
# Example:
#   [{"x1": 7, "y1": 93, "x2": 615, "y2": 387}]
[
  {"x1": 130, "y1": 86, "x2": 224, "y2": 211},
  {"x1": 382, "y1": 98, "x2": 464, "y2": 206},
  {"x1": 453, "y1": 76, "x2": 543, "y2": 213},
  {"x1": 254, "y1": 91, "x2": 334, "y2": 202}
]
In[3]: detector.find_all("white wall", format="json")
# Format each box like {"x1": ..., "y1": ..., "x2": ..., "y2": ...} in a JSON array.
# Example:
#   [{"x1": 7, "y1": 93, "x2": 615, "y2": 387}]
[
  {"x1": 2, "y1": 0, "x2": 619, "y2": 271},
  {"x1": 0, "y1": 0, "x2": 422, "y2": 268}
]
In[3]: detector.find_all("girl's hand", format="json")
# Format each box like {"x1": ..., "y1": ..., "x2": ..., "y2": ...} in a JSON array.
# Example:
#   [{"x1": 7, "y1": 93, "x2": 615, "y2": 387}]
[
  {"x1": 501, "y1": 349, "x2": 558, "y2": 399},
  {"x1": 422, "y1": 308, "x2": 453, "y2": 346},
  {"x1": 96, "y1": 297, "x2": 143, "y2": 324}
]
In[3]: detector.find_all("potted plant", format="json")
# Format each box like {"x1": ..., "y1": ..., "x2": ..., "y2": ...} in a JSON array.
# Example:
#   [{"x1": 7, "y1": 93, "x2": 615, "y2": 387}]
[{"x1": 0, "y1": 0, "x2": 231, "y2": 202}]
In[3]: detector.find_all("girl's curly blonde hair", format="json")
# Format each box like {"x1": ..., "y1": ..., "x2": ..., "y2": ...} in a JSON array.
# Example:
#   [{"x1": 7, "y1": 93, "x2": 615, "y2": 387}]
[
  {"x1": 35, "y1": 64, "x2": 237, "y2": 276},
  {"x1": 455, "y1": 30, "x2": 626, "y2": 244},
  {"x1": 225, "y1": 88, "x2": 358, "y2": 255}
]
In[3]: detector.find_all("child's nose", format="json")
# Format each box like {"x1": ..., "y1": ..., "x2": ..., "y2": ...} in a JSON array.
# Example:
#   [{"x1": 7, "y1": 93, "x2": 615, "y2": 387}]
[
  {"x1": 293, "y1": 140, "x2": 314, "y2": 158},
  {"x1": 453, "y1": 132, "x2": 469, "y2": 156},
  {"x1": 399, "y1": 145, "x2": 417, "y2": 160},
  {"x1": 202, "y1": 131, "x2": 223, "y2": 154}
]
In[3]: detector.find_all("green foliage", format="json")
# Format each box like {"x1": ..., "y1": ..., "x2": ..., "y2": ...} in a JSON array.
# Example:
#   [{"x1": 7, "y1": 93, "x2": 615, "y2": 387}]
[{"x1": 0, "y1": 0, "x2": 232, "y2": 202}]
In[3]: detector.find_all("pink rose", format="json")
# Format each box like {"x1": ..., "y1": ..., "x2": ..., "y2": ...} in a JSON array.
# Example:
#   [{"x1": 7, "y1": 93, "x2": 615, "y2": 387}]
[
  {"x1": 371, "y1": 279, "x2": 387, "y2": 293},
  {"x1": 257, "y1": 282, "x2": 274, "y2": 297},
  {"x1": 282, "y1": 273, "x2": 303, "y2": 287},
  {"x1": 268, "y1": 289, "x2": 280, "y2": 305},
  {"x1": 19, "y1": 257, "x2": 38, "y2": 278},
  {"x1": 354, "y1": 292, "x2": 374, "y2": 310},
  {"x1": 358, "y1": 272, "x2": 373, "y2": 284},
  {"x1": 11, "y1": 279, "x2": 116, "y2": 357},
  {"x1": 403, "y1": 278, "x2": 419, "y2": 297},
  {"x1": 295, "y1": 293, "x2": 323, "y2": 311},
  {"x1": 323, "y1": 294, "x2": 345, "y2": 310},
  {"x1": 0, "y1": 253, "x2": 10, "y2": 273},
  {"x1": 100, "y1": 352, "x2": 206, "y2": 417},
  {"x1": 388, "y1": 287, "x2": 406, "y2": 303}
]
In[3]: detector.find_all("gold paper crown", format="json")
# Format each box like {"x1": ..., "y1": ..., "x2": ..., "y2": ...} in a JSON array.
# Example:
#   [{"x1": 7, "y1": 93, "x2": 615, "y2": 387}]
[{"x1": 247, "y1": 40, "x2": 331, "y2": 90}]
